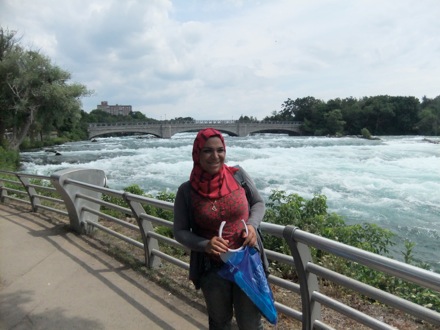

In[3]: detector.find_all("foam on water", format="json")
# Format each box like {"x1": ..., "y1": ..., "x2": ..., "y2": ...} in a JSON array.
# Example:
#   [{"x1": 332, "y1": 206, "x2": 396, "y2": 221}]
[{"x1": 20, "y1": 134, "x2": 440, "y2": 271}]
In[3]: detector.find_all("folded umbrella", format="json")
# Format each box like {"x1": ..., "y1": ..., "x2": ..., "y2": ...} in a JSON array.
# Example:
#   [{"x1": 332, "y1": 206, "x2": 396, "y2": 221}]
[{"x1": 218, "y1": 221, "x2": 277, "y2": 325}]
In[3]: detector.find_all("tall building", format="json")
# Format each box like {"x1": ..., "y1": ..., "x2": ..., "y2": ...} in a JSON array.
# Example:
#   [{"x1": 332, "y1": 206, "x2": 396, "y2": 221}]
[{"x1": 97, "y1": 101, "x2": 132, "y2": 116}]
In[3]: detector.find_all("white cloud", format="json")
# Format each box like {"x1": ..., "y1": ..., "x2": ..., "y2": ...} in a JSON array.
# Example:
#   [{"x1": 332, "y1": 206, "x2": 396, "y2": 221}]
[{"x1": 1, "y1": 0, "x2": 439, "y2": 120}]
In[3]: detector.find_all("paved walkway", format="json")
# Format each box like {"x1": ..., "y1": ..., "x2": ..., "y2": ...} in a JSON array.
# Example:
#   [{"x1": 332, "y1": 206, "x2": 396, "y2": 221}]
[{"x1": 0, "y1": 203, "x2": 208, "y2": 330}]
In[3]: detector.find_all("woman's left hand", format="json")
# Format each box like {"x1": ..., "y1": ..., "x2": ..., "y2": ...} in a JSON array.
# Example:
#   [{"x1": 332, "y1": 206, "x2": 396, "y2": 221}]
[{"x1": 242, "y1": 224, "x2": 257, "y2": 247}]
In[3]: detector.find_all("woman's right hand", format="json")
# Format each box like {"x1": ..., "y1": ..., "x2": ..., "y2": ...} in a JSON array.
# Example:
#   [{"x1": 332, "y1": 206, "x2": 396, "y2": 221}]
[{"x1": 205, "y1": 236, "x2": 229, "y2": 256}]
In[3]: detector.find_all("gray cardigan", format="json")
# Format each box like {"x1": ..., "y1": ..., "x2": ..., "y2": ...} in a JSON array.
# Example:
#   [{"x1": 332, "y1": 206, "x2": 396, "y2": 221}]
[{"x1": 173, "y1": 167, "x2": 267, "y2": 288}]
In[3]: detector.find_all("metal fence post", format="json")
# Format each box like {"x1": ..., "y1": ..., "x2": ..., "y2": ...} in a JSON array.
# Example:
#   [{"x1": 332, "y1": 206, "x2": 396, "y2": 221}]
[
  {"x1": 0, "y1": 179, "x2": 7, "y2": 203},
  {"x1": 123, "y1": 193, "x2": 161, "y2": 269},
  {"x1": 51, "y1": 168, "x2": 106, "y2": 234},
  {"x1": 283, "y1": 225, "x2": 321, "y2": 330},
  {"x1": 16, "y1": 175, "x2": 41, "y2": 212}
]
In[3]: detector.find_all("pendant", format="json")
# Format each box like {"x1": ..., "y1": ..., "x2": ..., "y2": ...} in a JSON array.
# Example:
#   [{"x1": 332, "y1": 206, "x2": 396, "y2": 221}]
[{"x1": 207, "y1": 198, "x2": 217, "y2": 211}]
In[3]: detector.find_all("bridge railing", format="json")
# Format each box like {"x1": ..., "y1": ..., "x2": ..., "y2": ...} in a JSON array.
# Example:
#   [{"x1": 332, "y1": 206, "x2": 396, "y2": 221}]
[
  {"x1": 88, "y1": 120, "x2": 303, "y2": 128},
  {"x1": 1, "y1": 168, "x2": 439, "y2": 329}
]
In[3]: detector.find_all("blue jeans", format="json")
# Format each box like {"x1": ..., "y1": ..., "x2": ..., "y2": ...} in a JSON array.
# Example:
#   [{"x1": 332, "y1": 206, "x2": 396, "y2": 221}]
[{"x1": 200, "y1": 267, "x2": 263, "y2": 330}]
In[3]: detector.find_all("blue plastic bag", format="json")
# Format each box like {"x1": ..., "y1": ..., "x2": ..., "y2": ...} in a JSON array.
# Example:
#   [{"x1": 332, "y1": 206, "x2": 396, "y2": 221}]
[{"x1": 218, "y1": 245, "x2": 277, "y2": 325}]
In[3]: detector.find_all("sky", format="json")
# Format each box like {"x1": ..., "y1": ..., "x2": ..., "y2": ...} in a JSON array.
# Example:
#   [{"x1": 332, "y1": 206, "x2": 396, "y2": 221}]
[{"x1": 1, "y1": 0, "x2": 439, "y2": 121}]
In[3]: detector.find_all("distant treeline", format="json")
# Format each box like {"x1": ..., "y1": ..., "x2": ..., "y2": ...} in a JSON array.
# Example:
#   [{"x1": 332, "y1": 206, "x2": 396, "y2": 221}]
[{"x1": 261, "y1": 95, "x2": 440, "y2": 136}]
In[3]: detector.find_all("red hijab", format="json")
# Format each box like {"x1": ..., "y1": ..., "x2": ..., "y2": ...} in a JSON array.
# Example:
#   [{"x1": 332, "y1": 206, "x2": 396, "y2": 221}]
[{"x1": 190, "y1": 128, "x2": 240, "y2": 199}]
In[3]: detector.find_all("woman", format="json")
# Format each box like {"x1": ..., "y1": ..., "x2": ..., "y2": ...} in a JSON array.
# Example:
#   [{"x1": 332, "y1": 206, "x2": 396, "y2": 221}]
[{"x1": 174, "y1": 128, "x2": 266, "y2": 330}]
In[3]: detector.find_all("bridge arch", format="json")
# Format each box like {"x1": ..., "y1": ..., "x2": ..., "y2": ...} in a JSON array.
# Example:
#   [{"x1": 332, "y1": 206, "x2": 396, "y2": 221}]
[{"x1": 90, "y1": 129, "x2": 162, "y2": 139}]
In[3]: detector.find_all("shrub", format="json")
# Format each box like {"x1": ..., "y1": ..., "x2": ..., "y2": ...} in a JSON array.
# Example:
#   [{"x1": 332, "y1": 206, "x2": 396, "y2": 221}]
[
  {"x1": 101, "y1": 185, "x2": 176, "y2": 238},
  {"x1": 361, "y1": 127, "x2": 372, "y2": 139},
  {"x1": 262, "y1": 189, "x2": 440, "y2": 312},
  {"x1": 263, "y1": 190, "x2": 347, "y2": 277},
  {"x1": 0, "y1": 147, "x2": 20, "y2": 171}
]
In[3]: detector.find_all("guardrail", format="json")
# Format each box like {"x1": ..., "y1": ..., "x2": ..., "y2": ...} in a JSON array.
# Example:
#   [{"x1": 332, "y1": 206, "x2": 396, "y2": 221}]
[
  {"x1": 1, "y1": 168, "x2": 439, "y2": 329},
  {"x1": 88, "y1": 120, "x2": 303, "y2": 127}
]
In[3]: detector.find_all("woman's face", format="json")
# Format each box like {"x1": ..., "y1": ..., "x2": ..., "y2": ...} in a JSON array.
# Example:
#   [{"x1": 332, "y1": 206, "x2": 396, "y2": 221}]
[{"x1": 199, "y1": 136, "x2": 225, "y2": 175}]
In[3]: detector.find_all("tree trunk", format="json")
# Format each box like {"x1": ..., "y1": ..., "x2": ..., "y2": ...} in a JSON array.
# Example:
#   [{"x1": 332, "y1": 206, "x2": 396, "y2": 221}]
[
  {"x1": 0, "y1": 121, "x2": 5, "y2": 148},
  {"x1": 8, "y1": 106, "x2": 36, "y2": 150}
]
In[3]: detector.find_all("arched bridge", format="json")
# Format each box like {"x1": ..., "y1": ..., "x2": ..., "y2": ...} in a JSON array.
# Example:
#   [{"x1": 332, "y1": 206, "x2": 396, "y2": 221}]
[{"x1": 88, "y1": 120, "x2": 303, "y2": 139}]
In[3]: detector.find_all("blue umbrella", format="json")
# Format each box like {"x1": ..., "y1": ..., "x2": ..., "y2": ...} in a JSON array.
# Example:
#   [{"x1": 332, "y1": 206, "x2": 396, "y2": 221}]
[{"x1": 218, "y1": 221, "x2": 277, "y2": 325}]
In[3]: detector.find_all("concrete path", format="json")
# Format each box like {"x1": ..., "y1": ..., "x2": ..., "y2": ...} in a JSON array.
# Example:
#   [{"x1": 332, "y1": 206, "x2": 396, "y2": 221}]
[{"x1": 0, "y1": 203, "x2": 208, "y2": 330}]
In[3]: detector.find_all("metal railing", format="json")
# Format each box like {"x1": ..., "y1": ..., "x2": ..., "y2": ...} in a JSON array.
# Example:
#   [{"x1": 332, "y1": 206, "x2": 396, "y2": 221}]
[
  {"x1": 0, "y1": 170, "x2": 67, "y2": 217},
  {"x1": 88, "y1": 120, "x2": 303, "y2": 127},
  {"x1": 1, "y1": 168, "x2": 439, "y2": 329}
]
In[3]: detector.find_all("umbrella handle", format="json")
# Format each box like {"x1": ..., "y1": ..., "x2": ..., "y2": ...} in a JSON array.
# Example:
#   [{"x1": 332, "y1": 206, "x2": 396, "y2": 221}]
[{"x1": 218, "y1": 219, "x2": 248, "y2": 252}]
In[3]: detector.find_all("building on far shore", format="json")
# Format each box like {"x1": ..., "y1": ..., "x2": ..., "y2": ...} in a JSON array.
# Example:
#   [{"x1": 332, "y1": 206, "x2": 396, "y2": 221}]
[{"x1": 97, "y1": 101, "x2": 132, "y2": 116}]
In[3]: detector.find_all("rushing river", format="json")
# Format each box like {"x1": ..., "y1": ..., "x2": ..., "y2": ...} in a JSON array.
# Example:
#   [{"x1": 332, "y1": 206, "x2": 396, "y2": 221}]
[{"x1": 20, "y1": 134, "x2": 440, "y2": 272}]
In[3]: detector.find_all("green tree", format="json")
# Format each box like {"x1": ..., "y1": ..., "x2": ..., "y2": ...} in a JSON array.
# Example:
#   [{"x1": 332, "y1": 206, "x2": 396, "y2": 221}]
[
  {"x1": 263, "y1": 110, "x2": 285, "y2": 122},
  {"x1": 170, "y1": 116, "x2": 194, "y2": 122},
  {"x1": 324, "y1": 109, "x2": 346, "y2": 135},
  {"x1": 85, "y1": 109, "x2": 157, "y2": 124},
  {"x1": 264, "y1": 97, "x2": 326, "y2": 135},
  {"x1": 0, "y1": 28, "x2": 20, "y2": 147},
  {"x1": 418, "y1": 96, "x2": 440, "y2": 135},
  {"x1": 359, "y1": 96, "x2": 396, "y2": 134},
  {"x1": 0, "y1": 30, "x2": 91, "y2": 150},
  {"x1": 238, "y1": 115, "x2": 258, "y2": 122},
  {"x1": 339, "y1": 97, "x2": 363, "y2": 135},
  {"x1": 130, "y1": 111, "x2": 148, "y2": 121},
  {"x1": 391, "y1": 96, "x2": 420, "y2": 134},
  {"x1": 355, "y1": 95, "x2": 420, "y2": 135}
]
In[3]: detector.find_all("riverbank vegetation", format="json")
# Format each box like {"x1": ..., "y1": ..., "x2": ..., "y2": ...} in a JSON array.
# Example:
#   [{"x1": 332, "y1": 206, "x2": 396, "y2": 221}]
[
  {"x1": 263, "y1": 95, "x2": 440, "y2": 137},
  {"x1": 0, "y1": 147, "x2": 20, "y2": 171}
]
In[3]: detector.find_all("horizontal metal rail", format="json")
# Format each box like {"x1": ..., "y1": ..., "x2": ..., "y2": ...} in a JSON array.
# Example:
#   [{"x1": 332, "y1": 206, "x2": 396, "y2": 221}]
[
  {"x1": 148, "y1": 231, "x2": 181, "y2": 249},
  {"x1": 126, "y1": 193, "x2": 174, "y2": 211},
  {"x1": 312, "y1": 292, "x2": 394, "y2": 329},
  {"x1": 0, "y1": 178, "x2": 24, "y2": 185},
  {"x1": 1, "y1": 187, "x2": 28, "y2": 195},
  {"x1": 266, "y1": 249, "x2": 296, "y2": 265},
  {"x1": 313, "y1": 320, "x2": 335, "y2": 330},
  {"x1": 151, "y1": 249, "x2": 189, "y2": 270},
  {"x1": 36, "y1": 204, "x2": 69, "y2": 216},
  {"x1": 139, "y1": 213, "x2": 174, "y2": 227},
  {"x1": 275, "y1": 301, "x2": 303, "y2": 322},
  {"x1": 82, "y1": 206, "x2": 139, "y2": 231},
  {"x1": 27, "y1": 184, "x2": 57, "y2": 192},
  {"x1": 64, "y1": 178, "x2": 125, "y2": 198},
  {"x1": 1, "y1": 195, "x2": 31, "y2": 205},
  {"x1": 293, "y1": 229, "x2": 440, "y2": 292},
  {"x1": 309, "y1": 262, "x2": 440, "y2": 325},
  {"x1": 36, "y1": 194, "x2": 64, "y2": 204},
  {"x1": 17, "y1": 172, "x2": 51, "y2": 180},
  {"x1": 86, "y1": 220, "x2": 144, "y2": 249},
  {"x1": 268, "y1": 275, "x2": 301, "y2": 294},
  {"x1": 77, "y1": 193, "x2": 133, "y2": 215}
]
